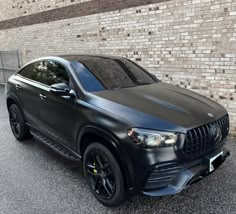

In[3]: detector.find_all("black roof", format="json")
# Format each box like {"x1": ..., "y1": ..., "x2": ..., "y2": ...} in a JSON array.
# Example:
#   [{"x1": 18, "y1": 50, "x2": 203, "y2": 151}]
[{"x1": 60, "y1": 54, "x2": 124, "y2": 62}]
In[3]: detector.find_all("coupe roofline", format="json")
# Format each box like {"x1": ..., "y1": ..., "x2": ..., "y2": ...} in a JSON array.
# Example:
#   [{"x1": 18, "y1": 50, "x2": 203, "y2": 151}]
[{"x1": 20, "y1": 54, "x2": 125, "y2": 71}]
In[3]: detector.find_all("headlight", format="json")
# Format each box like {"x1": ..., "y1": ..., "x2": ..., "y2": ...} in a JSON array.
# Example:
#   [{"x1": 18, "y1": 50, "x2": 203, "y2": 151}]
[{"x1": 128, "y1": 128, "x2": 178, "y2": 148}]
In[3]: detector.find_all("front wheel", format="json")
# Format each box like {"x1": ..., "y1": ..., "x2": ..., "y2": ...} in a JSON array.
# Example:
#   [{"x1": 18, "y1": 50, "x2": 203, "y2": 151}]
[{"x1": 83, "y1": 143, "x2": 127, "y2": 207}]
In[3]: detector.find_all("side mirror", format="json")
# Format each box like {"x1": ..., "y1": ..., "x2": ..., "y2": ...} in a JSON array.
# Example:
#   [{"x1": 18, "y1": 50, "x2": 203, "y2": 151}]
[{"x1": 50, "y1": 83, "x2": 70, "y2": 96}]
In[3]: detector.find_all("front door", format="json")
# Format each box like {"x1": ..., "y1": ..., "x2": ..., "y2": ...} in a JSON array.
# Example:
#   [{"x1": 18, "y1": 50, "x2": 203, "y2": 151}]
[
  {"x1": 38, "y1": 60, "x2": 77, "y2": 149},
  {"x1": 15, "y1": 61, "x2": 48, "y2": 128}
]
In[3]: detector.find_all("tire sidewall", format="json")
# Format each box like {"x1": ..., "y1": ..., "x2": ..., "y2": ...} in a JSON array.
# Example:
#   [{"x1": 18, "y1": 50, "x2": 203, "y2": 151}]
[
  {"x1": 83, "y1": 143, "x2": 126, "y2": 207},
  {"x1": 9, "y1": 104, "x2": 29, "y2": 141}
]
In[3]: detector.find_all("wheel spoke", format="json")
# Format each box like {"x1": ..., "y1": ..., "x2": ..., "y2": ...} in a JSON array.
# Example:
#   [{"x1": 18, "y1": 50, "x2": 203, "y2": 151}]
[
  {"x1": 89, "y1": 173, "x2": 97, "y2": 189},
  {"x1": 16, "y1": 123, "x2": 20, "y2": 130},
  {"x1": 89, "y1": 173, "x2": 102, "y2": 196},
  {"x1": 91, "y1": 151, "x2": 96, "y2": 163},
  {"x1": 102, "y1": 178, "x2": 113, "y2": 197},
  {"x1": 106, "y1": 178, "x2": 114, "y2": 193},
  {"x1": 10, "y1": 121, "x2": 17, "y2": 126},
  {"x1": 95, "y1": 177, "x2": 101, "y2": 194},
  {"x1": 10, "y1": 111, "x2": 19, "y2": 124},
  {"x1": 11, "y1": 111, "x2": 17, "y2": 120},
  {"x1": 96, "y1": 155, "x2": 104, "y2": 169},
  {"x1": 104, "y1": 168, "x2": 112, "y2": 177}
]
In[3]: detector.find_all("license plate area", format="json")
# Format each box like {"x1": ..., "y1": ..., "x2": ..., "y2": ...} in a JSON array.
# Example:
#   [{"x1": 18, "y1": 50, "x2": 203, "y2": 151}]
[{"x1": 209, "y1": 151, "x2": 223, "y2": 173}]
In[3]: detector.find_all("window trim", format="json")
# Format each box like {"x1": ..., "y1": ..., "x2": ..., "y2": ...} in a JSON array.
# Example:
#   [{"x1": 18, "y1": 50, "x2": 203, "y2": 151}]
[{"x1": 16, "y1": 59, "x2": 76, "y2": 90}]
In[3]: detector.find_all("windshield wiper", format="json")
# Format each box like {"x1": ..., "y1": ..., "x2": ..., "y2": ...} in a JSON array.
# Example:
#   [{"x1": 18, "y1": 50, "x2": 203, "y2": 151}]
[
  {"x1": 110, "y1": 85, "x2": 137, "y2": 90},
  {"x1": 135, "y1": 82, "x2": 153, "y2": 86},
  {"x1": 110, "y1": 82, "x2": 155, "y2": 90}
]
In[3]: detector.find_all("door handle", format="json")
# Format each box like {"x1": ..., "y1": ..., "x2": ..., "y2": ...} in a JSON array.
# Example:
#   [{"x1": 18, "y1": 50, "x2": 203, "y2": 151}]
[
  {"x1": 16, "y1": 84, "x2": 22, "y2": 90},
  {"x1": 39, "y1": 94, "x2": 47, "y2": 100}
]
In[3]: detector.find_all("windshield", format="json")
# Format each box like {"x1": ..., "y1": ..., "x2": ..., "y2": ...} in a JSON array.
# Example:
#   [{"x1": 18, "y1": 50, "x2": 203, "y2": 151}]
[{"x1": 71, "y1": 57, "x2": 158, "y2": 92}]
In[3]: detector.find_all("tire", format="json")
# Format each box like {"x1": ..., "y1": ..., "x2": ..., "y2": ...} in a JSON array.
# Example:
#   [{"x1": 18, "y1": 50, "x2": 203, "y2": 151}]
[
  {"x1": 9, "y1": 104, "x2": 32, "y2": 141},
  {"x1": 83, "y1": 143, "x2": 127, "y2": 207}
]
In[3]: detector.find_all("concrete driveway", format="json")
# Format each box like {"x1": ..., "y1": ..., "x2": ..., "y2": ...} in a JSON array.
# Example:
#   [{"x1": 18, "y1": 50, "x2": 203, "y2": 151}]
[{"x1": 0, "y1": 85, "x2": 236, "y2": 214}]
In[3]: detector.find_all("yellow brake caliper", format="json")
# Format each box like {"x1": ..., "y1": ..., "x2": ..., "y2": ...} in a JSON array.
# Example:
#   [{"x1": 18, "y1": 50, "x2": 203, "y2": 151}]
[{"x1": 93, "y1": 162, "x2": 98, "y2": 174}]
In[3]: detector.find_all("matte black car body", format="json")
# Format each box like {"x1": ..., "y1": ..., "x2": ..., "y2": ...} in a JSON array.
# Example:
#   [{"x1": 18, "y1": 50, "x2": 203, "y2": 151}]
[{"x1": 5, "y1": 55, "x2": 230, "y2": 206}]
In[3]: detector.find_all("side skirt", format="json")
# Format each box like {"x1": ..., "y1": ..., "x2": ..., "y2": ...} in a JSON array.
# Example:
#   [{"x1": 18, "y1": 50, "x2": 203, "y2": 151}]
[{"x1": 29, "y1": 127, "x2": 82, "y2": 162}]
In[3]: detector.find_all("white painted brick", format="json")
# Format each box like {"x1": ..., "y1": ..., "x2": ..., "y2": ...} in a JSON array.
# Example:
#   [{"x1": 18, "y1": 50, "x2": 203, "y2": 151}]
[{"x1": 0, "y1": 0, "x2": 235, "y2": 134}]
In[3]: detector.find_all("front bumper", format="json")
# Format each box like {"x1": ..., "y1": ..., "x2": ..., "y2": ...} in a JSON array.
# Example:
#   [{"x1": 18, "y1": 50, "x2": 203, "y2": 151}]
[{"x1": 142, "y1": 146, "x2": 230, "y2": 197}]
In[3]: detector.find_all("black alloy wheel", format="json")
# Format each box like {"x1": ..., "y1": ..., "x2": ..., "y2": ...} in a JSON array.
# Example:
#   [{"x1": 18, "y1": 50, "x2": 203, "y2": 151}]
[
  {"x1": 9, "y1": 104, "x2": 31, "y2": 141},
  {"x1": 83, "y1": 143, "x2": 126, "y2": 207},
  {"x1": 86, "y1": 150, "x2": 116, "y2": 199},
  {"x1": 9, "y1": 107, "x2": 21, "y2": 138}
]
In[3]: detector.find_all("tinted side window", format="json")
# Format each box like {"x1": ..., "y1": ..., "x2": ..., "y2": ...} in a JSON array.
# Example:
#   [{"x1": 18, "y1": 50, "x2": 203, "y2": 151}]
[
  {"x1": 46, "y1": 61, "x2": 69, "y2": 86},
  {"x1": 19, "y1": 61, "x2": 47, "y2": 85},
  {"x1": 18, "y1": 64, "x2": 32, "y2": 78}
]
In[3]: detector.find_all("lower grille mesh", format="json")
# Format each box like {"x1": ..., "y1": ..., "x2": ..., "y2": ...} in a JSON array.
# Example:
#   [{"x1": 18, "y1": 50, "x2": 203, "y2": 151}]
[{"x1": 144, "y1": 162, "x2": 182, "y2": 190}]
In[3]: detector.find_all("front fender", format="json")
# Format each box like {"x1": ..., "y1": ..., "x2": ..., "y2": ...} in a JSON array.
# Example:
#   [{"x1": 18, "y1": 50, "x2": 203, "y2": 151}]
[
  {"x1": 77, "y1": 124, "x2": 134, "y2": 194},
  {"x1": 77, "y1": 124, "x2": 121, "y2": 154}
]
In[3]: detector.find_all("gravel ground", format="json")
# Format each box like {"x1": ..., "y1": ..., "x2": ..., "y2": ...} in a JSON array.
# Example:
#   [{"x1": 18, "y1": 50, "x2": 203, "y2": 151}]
[{"x1": 0, "y1": 85, "x2": 236, "y2": 214}]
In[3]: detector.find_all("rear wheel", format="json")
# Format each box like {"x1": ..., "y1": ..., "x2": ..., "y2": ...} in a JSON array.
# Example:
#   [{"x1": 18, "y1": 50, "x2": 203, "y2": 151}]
[
  {"x1": 83, "y1": 143, "x2": 126, "y2": 207},
  {"x1": 9, "y1": 104, "x2": 31, "y2": 141}
]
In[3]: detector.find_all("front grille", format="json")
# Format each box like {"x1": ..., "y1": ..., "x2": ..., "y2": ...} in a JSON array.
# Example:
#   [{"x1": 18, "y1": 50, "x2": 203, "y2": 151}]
[
  {"x1": 182, "y1": 114, "x2": 229, "y2": 158},
  {"x1": 144, "y1": 162, "x2": 182, "y2": 190}
]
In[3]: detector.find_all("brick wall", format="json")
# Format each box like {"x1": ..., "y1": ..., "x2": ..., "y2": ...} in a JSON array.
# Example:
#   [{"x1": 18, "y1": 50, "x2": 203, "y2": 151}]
[
  {"x1": 0, "y1": 0, "x2": 235, "y2": 135},
  {"x1": 0, "y1": 0, "x2": 91, "y2": 21}
]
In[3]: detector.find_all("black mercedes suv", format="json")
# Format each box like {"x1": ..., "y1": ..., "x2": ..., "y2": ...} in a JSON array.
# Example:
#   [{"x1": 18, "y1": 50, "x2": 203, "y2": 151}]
[{"x1": 5, "y1": 55, "x2": 230, "y2": 207}]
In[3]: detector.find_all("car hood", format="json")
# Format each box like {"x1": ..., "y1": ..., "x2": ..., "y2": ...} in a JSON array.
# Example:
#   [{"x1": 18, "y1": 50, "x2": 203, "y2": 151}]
[{"x1": 87, "y1": 82, "x2": 227, "y2": 132}]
